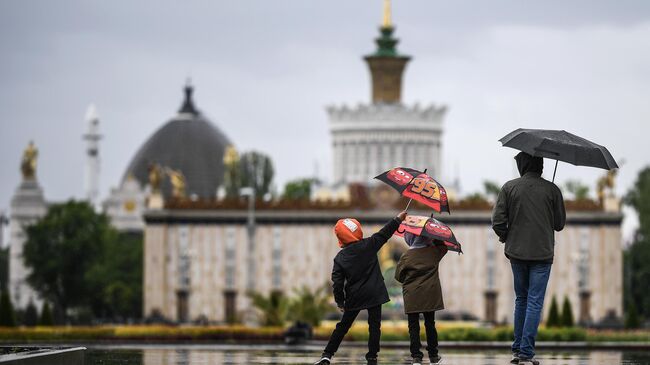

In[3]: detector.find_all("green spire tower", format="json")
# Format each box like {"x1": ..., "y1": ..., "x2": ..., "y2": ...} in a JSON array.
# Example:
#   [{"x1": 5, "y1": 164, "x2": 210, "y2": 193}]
[{"x1": 364, "y1": 0, "x2": 411, "y2": 104}]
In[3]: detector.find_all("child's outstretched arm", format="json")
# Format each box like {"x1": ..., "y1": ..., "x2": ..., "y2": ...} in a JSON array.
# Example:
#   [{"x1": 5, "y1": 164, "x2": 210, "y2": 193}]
[
  {"x1": 331, "y1": 260, "x2": 345, "y2": 310},
  {"x1": 368, "y1": 211, "x2": 407, "y2": 252}
]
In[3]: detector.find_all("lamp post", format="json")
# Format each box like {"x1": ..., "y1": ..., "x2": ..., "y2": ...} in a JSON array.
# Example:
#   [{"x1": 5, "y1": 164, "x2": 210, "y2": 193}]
[{"x1": 240, "y1": 187, "x2": 256, "y2": 292}]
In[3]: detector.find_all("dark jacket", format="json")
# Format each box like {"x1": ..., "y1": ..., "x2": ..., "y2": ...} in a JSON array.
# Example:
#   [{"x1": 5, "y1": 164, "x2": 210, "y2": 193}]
[
  {"x1": 491, "y1": 152, "x2": 566, "y2": 262},
  {"x1": 394, "y1": 245, "x2": 447, "y2": 314},
  {"x1": 332, "y1": 218, "x2": 401, "y2": 311}
]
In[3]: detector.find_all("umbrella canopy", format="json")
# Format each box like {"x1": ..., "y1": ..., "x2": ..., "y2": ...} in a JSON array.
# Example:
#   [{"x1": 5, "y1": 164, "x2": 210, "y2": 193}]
[
  {"x1": 499, "y1": 129, "x2": 618, "y2": 170},
  {"x1": 394, "y1": 215, "x2": 462, "y2": 253},
  {"x1": 374, "y1": 167, "x2": 450, "y2": 213}
]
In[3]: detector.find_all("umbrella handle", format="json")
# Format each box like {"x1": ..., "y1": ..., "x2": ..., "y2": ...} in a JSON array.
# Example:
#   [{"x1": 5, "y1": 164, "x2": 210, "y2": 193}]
[
  {"x1": 552, "y1": 160, "x2": 558, "y2": 183},
  {"x1": 397, "y1": 227, "x2": 405, "y2": 234}
]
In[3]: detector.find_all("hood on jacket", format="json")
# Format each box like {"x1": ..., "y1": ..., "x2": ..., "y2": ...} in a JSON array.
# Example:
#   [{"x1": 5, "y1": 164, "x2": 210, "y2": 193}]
[
  {"x1": 404, "y1": 232, "x2": 433, "y2": 249},
  {"x1": 515, "y1": 152, "x2": 543, "y2": 177}
]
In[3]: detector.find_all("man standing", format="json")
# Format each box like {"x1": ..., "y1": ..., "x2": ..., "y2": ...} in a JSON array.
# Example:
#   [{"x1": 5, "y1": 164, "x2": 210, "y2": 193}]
[{"x1": 492, "y1": 152, "x2": 566, "y2": 365}]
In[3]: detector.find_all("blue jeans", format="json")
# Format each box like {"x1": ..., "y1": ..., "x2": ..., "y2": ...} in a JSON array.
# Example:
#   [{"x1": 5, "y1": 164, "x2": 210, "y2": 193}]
[{"x1": 511, "y1": 262, "x2": 552, "y2": 359}]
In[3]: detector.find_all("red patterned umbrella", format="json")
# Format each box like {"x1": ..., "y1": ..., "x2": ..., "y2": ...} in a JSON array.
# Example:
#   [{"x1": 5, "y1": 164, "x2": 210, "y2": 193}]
[
  {"x1": 394, "y1": 214, "x2": 462, "y2": 253},
  {"x1": 374, "y1": 167, "x2": 450, "y2": 213}
]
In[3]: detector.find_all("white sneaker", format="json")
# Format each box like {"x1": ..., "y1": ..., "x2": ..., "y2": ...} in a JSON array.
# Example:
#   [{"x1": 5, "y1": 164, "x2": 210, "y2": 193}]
[{"x1": 313, "y1": 357, "x2": 331, "y2": 365}]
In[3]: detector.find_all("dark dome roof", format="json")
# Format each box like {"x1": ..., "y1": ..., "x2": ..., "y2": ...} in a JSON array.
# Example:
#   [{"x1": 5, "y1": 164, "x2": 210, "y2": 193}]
[{"x1": 122, "y1": 84, "x2": 232, "y2": 199}]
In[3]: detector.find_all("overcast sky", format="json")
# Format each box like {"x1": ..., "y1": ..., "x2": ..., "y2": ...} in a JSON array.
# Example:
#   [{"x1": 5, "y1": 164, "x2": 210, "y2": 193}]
[{"x1": 1, "y1": 0, "x2": 649, "y2": 239}]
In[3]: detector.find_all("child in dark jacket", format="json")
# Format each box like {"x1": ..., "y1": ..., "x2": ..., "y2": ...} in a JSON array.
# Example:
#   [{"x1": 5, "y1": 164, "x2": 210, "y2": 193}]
[
  {"x1": 314, "y1": 210, "x2": 407, "y2": 365},
  {"x1": 394, "y1": 232, "x2": 448, "y2": 365}
]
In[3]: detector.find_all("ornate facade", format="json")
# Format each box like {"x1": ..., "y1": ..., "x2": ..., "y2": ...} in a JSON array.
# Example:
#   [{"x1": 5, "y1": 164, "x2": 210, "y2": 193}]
[
  {"x1": 142, "y1": 208, "x2": 623, "y2": 325},
  {"x1": 328, "y1": 4, "x2": 446, "y2": 184}
]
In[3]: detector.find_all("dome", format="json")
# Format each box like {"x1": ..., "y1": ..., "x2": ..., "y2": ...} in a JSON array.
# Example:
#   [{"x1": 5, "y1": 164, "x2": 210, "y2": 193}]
[{"x1": 122, "y1": 84, "x2": 232, "y2": 199}]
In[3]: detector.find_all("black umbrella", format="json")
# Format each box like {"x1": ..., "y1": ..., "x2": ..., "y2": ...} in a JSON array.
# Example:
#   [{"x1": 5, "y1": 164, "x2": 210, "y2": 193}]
[{"x1": 499, "y1": 129, "x2": 618, "y2": 182}]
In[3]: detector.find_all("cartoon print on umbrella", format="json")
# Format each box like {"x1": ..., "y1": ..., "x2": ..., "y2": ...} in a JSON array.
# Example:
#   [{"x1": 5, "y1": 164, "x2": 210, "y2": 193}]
[
  {"x1": 394, "y1": 215, "x2": 462, "y2": 253},
  {"x1": 375, "y1": 167, "x2": 450, "y2": 213}
]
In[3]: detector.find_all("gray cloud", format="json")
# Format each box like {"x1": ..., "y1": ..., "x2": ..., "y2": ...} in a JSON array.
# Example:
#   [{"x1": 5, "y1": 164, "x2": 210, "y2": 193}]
[{"x1": 1, "y1": 0, "x2": 650, "y2": 243}]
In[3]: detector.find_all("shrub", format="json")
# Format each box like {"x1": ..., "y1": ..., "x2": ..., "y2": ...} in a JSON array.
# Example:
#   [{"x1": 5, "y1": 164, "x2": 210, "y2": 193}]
[
  {"x1": 39, "y1": 303, "x2": 53, "y2": 326},
  {"x1": 0, "y1": 290, "x2": 15, "y2": 327},
  {"x1": 23, "y1": 301, "x2": 38, "y2": 327},
  {"x1": 546, "y1": 296, "x2": 560, "y2": 328},
  {"x1": 561, "y1": 296, "x2": 575, "y2": 327},
  {"x1": 625, "y1": 302, "x2": 641, "y2": 329}
]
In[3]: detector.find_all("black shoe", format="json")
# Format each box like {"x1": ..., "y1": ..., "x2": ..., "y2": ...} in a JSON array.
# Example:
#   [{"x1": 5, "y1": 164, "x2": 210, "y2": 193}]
[
  {"x1": 313, "y1": 357, "x2": 331, "y2": 365},
  {"x1": 510, "y1": 352, "x2": 520, "y2": 364},
  {"x1": 430, "y1": 355, "x2": 442, "y2": 364},
  {"x1": 366, "y1": 358, "x2": 377, "y2": 365},
  {"x1": 518, "y1": 358, "x2": 539, "y2": 365},
  {"x1": 411, "y1": 357, "x2": 423, "y2": 365}
]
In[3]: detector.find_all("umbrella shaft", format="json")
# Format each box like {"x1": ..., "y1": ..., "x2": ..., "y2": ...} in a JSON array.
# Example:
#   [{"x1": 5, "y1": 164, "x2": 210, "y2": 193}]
[
  {"x1": 405, "y1": 198, "x2": 413, "y2": 211},
  {"x1": 552, "y1": 160, "x2": 558, "y2": 183}
]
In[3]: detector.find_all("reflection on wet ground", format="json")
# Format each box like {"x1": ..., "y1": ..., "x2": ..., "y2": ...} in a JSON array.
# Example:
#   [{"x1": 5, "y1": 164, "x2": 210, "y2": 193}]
[{"x1": 84, "y1": 344, "x2": 650, "y2": 365}]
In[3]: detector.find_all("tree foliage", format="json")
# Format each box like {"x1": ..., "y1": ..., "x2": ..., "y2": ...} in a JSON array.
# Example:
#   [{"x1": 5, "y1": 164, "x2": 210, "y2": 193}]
[
  {"x1": 561, "y1": 296, "x2": 574, "y2": 327},
  {"x1": 624, "y1": 167, "x2": 650, "y2": 321},
  {"x1": 248, "y1": 291, "x2": 289, "y2": 326},
  {"x1": 239, "y1": 151, "x2": 275, "y2": 198},
  {"x1": 0, "y1": 246, "x2": 8, "y2": 292},
  {"x1": 39, "y1": 302, "x2": 53, "y2": 326},
  {"x1": 283, "y1": 179, "x2": 314, "y2": 201},
  {"x1": 564, "y1": 180, "x2": 590, "y2": 201},
  {"x1": 22, "y1": 200, "x2": 142, "y2": 323},
  {"x1": 0, "y1": 289, "x2": 15, "y2": 327},
  {"x1": 483, "y1": 180, "x2": 501, "y2": 201},
  {"x1": 287, "y1": 286, "x2": 333, "y2": 327},
  {"x1": 546, "y1": 296, "x2": 560, "y2": 327},
  {"x1": 23, "y1": 300, "x2": 38, "y2": 327}
]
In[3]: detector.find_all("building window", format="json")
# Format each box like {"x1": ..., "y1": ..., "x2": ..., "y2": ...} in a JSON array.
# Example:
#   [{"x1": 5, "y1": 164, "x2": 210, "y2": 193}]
[
  {"x1": 178, "y1": 226, "x2": 190, "y2": 289},
  {"x1": 225, "y1": 227, "x2": 236, "y2": 290},
  {"x1": 272, "y1": 227, "x2": 282, "y2": 290}
]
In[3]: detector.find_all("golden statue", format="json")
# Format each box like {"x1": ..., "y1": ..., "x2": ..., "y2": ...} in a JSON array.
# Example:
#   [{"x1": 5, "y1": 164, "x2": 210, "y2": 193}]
[
  {"x1": 148, "y1": 163, "x2": 163, "y2": 193},
  {"x1": 165, "y1": 167, "x2": 186, "y2": 198},
  {"x1": 597, "y1": 169, "x2": 617, "y2": 205},
  {"x1": 21, "y1": 141, "x2": 38, "y2": 180},
  {"x1": 223, "y1": 145, "x2": 239, "y2": 166},
  {"x1": 382, "y1": 0, "x2": 392, "y2": 28}
]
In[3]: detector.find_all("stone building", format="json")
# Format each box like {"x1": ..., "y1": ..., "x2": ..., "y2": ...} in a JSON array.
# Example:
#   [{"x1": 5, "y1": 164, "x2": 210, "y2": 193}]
[
  {"x1": 328, "y1": 4, "x2": 446, "y2": 184},
  {"x1": 142, "y1": 206, "x2": 623, "y2": 324}
]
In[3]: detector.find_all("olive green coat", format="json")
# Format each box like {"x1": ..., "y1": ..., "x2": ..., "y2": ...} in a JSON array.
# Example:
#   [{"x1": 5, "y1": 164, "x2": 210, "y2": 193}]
[{"x1": 394, "y1": 245, "x2": 447, "y2": 314}]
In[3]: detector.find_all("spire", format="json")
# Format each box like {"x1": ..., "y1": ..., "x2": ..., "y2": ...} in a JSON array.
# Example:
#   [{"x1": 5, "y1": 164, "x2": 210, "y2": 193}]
[
  {"x1": 382, "y1": 0, "x2": 392, "y2": 28},
  {"x1": 364, "y1": 0, "x2": 410, "y2": 103},
  {"x1": 179, "y1": 79, "x2": 199, "y2": 115}
]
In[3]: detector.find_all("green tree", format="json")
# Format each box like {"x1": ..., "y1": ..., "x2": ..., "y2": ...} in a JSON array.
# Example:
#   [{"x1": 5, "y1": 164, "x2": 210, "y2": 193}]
[
  {"x1": 0, "y1": 289, "x2": 15, "y2": 327},
  {"x1": 248, "y1": 290, "x2": 288, "y2": 326},
  {"x1": 0, "y1": 246, "x2": 8, "y2": 291},
  {"x1": 561, "y1": 296, "x2": 574, "y2": 327},
  {"x1": 564, "y1": 180, "x2": 590, "y2": 201},
  {"x1": 625, "y1": 302, "x2": 641, "y2": 329},
  {"x1": 86, "y1": 232, "x2": 143, "y2": 321},
  {"x1": 624, "y1": 167, "x2": 650, "y2": 320},
  {"x1": 546, "y1": 296, "x2": 560, "y2": 327},
  {"x1": 39, "y1": 302, "x2": 53, "y2": 326},
  {"x1": 483, "y1": 180, "x2": 501, "y2": 201},
  {"x1": 23, "y1": 300, "x2": 38, "y2": 327},
  {"x1": 288, "y1": 286, "x2": 333, "y2": 327},
  {"x1": 23, "y1": 200, "x2": 117, "y2": 322},
  {"x1": 239, "y1": 151, "x2": 274, "y2": 198},
  {"x1": 283, "y1": 179, "x2": 315, "y2": 201}
]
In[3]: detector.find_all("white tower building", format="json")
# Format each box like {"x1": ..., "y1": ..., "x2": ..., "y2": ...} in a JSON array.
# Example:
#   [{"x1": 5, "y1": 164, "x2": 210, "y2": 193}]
[
  {"x1": 83, "y1": 104, "x2": 102, "y2": 209},
  {"x1": 328, "y1": 0, "x2": 447, "y2": 184}
]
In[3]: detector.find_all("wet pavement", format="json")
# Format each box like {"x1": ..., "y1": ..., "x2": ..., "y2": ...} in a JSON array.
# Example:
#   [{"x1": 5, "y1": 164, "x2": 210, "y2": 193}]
[{"x1": 84, "y1": 344, "x2": 650, "y2": 365}]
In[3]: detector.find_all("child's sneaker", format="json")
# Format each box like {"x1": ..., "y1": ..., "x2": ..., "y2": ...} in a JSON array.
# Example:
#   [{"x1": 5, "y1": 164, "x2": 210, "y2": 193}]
[
  {"x1": 430, "y1": 355, "x2": 442, "y2": 364},
  {"x1": 366, "y1": 358, "x2": 378, "y2": 365},
  {"x1": 313, "y1": 357, "x2": 331, "y2": 365},
  {"x1": 510, "y1": 352, "x2": 520, "y2": 364},
  {"x1": 518, "y1": 359, "x2": 539, "y2": 365},
  {"x1": 411, "y1": 356, "x2": 423, "y2": 365}
]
